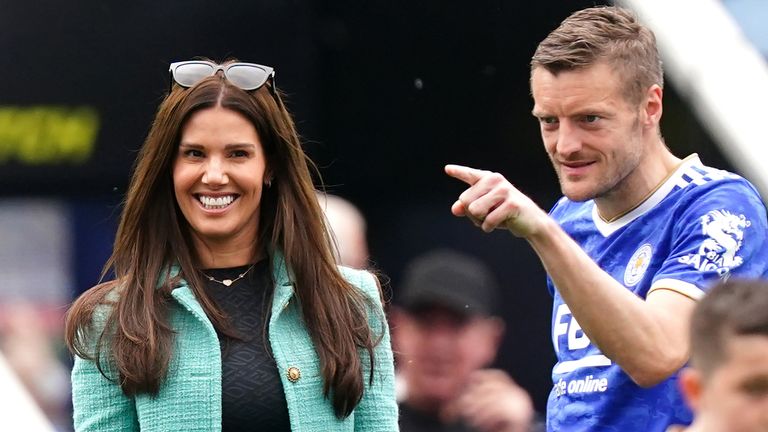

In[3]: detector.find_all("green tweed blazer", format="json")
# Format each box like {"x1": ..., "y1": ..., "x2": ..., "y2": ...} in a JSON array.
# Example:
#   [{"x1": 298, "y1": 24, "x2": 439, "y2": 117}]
[{"x1": 71, "y1": 253, "x2": 399, "y2": 431}]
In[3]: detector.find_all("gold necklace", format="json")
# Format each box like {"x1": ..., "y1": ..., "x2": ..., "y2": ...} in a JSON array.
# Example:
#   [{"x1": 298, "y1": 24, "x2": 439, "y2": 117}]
[{"x1": 201, "y1": 263, "x2": 256, "y2": 287}]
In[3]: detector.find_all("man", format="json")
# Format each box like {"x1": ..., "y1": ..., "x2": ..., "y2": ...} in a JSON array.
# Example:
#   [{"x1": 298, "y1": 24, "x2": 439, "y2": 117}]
[
  {"x1": 670, "y1": 279, "x2": 768, "y2": 432},
  {"x1": 445, "y1": 6, "x2": 768, "y2": 431},
  {"x1": 317, "y1": 192, "x2": 370, "y2": 269},
  {"x1": 392, "y1": 249, "x2": 538, "y2": 432}
]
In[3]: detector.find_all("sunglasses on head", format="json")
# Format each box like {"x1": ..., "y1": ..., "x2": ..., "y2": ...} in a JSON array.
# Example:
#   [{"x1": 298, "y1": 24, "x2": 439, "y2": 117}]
[{"x1": 169, "y1": 60, "x2": 275, "y2": 92}]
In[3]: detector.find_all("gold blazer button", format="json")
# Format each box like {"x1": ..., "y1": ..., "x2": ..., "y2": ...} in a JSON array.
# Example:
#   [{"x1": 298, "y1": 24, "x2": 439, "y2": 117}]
[{"x1": 287, "y1": 366, "x2": 301, "y2": 383}]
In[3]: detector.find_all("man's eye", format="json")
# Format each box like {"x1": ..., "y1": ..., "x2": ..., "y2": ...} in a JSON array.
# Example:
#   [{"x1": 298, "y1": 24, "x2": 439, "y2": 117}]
[
  {"x1": 742, "y1": 380, "x2": 768, "y2": 397},
  {"x1": 584, "y1": 115, "x2": 600, "y2": 123},
  {"x1": 540, "y1": 117, "x2": 558, "y2": 125}
]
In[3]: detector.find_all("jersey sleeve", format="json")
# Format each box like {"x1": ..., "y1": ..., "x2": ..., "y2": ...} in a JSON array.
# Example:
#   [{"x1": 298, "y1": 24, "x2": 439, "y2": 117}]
[
  {"x1": 547, "y1": 197, "x2": 570, "y2": 297},
  {"x1": 649, "y1": 179, "x2": 768, "y2": 299}
]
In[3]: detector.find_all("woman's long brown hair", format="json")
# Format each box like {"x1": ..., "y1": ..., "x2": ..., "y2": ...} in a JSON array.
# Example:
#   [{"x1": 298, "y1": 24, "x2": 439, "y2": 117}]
[{"x1": 65, "y1": 72, "x2": 382, "y2": 418}]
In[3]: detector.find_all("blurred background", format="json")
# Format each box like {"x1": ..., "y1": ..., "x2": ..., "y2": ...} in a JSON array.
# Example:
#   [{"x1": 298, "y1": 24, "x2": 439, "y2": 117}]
[{"x1": 1, "y1": 0, "x2": 766, "y2": 429}]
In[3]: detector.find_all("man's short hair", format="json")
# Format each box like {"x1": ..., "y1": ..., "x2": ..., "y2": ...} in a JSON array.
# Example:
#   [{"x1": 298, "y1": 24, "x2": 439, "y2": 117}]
[
  {"x1": 530, "y1": 6, "x2": 663, "y2": 105},
  {"x1": 690, "y1": 279, "x2": 768, "y2": 378}
]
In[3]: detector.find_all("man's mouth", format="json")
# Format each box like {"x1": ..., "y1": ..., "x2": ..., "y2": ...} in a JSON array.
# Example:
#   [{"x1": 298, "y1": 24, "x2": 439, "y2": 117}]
[{"x1": 561, "y1": 160, "x2": 595, "y2": 169}]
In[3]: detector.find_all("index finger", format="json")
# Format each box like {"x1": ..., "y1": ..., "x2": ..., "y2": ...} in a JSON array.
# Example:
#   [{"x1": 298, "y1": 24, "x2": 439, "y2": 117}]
[{"x1": 445, "y1": 164, "x2": 489, "y2": 186}]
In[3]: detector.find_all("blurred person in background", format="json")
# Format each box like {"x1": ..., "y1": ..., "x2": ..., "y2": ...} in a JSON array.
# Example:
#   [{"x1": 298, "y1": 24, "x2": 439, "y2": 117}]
[
  {"x1": 317, "y1": 192, "x2": 370, "y2": 269},
  {"x1": 0, "y1": 303, "x2": 69, "y2": 430},
  {"x1": 667, "y1": 279, "x2": 768, "y2": 432},
  {"x1": 446, "y1": 6, "x2": 768, "y2": 431},
  {"x1": 392, "y1": 249, "x2": 540, "y2": 432},
  {"x1": 0, "y1": 200, "x2": 76, "y2": 430},
  {"x1": 64, "y1": 59, "x2": 397, "y2": 431}
]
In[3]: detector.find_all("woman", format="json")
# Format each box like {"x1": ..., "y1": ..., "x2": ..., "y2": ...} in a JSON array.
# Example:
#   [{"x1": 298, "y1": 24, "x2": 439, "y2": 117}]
[{"x1": 65, "y1": 60, "x2": 398, "y2": 431}]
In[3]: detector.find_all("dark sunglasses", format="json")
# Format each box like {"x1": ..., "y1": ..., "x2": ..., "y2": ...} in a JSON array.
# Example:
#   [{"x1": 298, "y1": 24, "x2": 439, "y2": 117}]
[{"x1": 169, "y1": 60, "x2": 275, "y2": 92}]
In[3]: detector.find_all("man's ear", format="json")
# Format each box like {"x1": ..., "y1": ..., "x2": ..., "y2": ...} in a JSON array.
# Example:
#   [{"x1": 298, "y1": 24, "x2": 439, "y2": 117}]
[
  {"x1": 388, "y1": 306, "x2": 405, "y2": 327},
  {"x1": 486, "y1": 316, "x2": 505, "y2": 351},
  {"x1": 679, "y1": 367, "x2": 704, "y2": 412},
  {"x1": 388, "y1": 307, "x2": 416, "y2": 361},
  {"x1": 475, "y1": 316, "x2": 505, "y2": 366},
  {"x1": 641, "y1": 84, "x2": 663, "y2": 130}
]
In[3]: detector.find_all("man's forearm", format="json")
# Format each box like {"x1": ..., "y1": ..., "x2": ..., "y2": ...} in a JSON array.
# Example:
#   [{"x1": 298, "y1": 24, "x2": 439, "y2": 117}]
[{"x1": 527, "y1": 218, "x2": 693, "y2": 386}]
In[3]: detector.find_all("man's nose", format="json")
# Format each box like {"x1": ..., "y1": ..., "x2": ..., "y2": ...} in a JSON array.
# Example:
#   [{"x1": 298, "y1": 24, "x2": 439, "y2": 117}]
[
  {"x1": 556, "y1": 120, "x2": 583, "y2": 156},
  {"x1": 423, "y1": 323, "x2": 461, "y2": 350}
]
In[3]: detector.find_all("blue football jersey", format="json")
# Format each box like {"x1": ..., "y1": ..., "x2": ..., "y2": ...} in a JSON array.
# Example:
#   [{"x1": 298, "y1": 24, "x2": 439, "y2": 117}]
[{"x1": 546, "y1": 155, "x2": 768, "y2": 431}]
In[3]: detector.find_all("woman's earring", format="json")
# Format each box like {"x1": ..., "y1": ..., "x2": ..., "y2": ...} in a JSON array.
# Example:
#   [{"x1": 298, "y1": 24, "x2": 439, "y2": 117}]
[{"x1": 265, "y1": 178, "x2": 272, "y2": 188}]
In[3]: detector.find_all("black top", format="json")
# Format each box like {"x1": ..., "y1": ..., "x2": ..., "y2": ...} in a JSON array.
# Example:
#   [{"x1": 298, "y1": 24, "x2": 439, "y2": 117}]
[
  {"x1": 202, "y1": 260, "x2": 291, "y2": 432},
  {"x1": 399, "y1": 402, "x2": 546, "y2": 432},
  {"x1": 399, "y1": 403, "x2": 473, "y2": 432}
]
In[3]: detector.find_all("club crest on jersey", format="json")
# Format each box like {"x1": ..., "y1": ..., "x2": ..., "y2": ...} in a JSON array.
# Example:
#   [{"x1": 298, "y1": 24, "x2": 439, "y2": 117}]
[
  {"x1": 678, "y1": 209, "x2": 751, "y2": 275},
  {"x1": 624, "y1": 243, "x2": 653, "y2": 286}
]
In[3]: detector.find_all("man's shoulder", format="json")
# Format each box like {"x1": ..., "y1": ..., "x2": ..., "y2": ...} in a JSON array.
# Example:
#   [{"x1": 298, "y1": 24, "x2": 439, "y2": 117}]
[
  {"x1": 675, "y1": 163, "x2": 759, "y2": 199},
  {"x1": 668, "y1": 166, "x2": 765, "y2": 221},
  {"x1": 399, "y1": 403, "x2": 468, "y2": 432}
]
